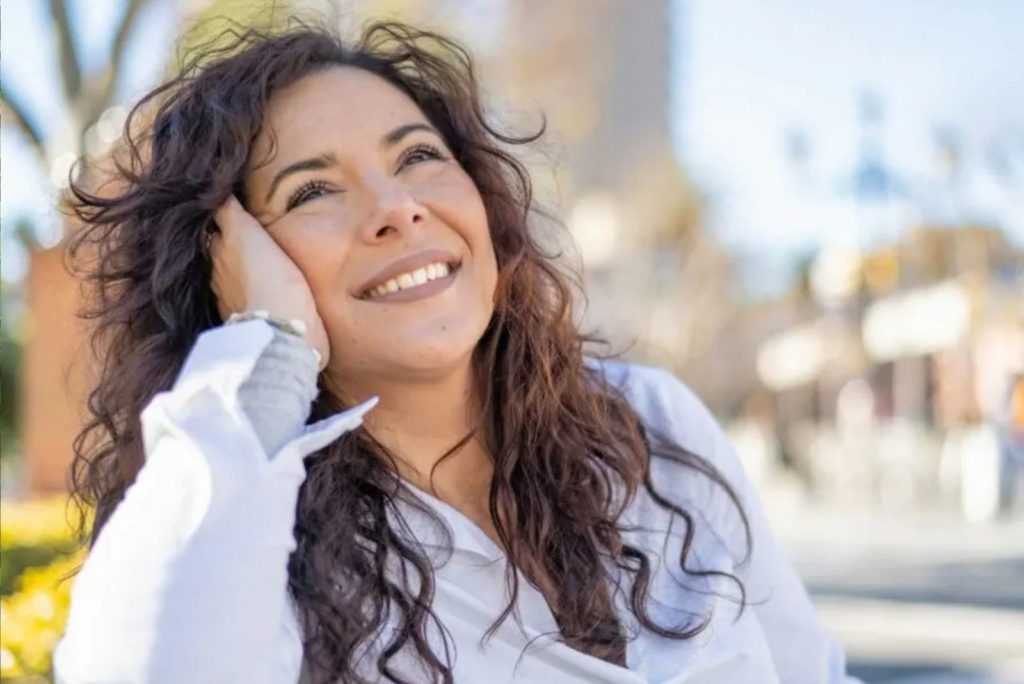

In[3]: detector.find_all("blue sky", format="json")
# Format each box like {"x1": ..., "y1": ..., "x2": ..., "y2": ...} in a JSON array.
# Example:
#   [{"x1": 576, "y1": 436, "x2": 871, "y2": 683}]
[
  {"x1": 674, "y1": 0, "x2": 1024, "y2": 292},
  {"x1": 3, "y1": 0, "x2": 1022, "y2": 290},
  {"x1": 1, "y1": 0, "x2": 176, "y2": 282}
]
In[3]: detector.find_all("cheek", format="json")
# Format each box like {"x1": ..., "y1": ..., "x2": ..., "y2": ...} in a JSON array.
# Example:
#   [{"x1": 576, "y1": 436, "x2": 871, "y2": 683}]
[
  {"x1": 271, "y1": 207, "x2": 349, "y2": 268},
  {"x1": 445, "y1": 182, "x2": 497, "y2": 296},
  {"x1": 419, "y1": 165, "x2": 482, "y2": 212},
  {"x1": 424, "y1": 170, "x2": 492, "y2": 248},
  {"x1": 456, "y1": 188, "x2": 497, "y2": 284}
]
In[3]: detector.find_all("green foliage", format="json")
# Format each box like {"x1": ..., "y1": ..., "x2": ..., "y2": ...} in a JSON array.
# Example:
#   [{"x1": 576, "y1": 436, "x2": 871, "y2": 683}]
[{"x1": 1, "y1": 252, "x2": 25, "y2": 464}]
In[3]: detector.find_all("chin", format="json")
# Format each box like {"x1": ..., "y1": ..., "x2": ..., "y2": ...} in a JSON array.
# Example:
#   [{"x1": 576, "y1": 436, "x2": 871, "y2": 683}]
[{"x1": 341, "y1": 315, "x2": 490, "y2": 377}]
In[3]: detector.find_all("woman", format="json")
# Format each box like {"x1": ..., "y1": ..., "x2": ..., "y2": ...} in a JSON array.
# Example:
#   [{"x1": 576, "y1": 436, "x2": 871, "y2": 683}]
[{"x1": 55, "y1": 20, "x2": 857, "y2": 684}]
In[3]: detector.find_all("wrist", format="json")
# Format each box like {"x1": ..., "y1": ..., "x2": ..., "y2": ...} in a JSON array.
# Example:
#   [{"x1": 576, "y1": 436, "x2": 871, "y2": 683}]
[{"x1": 224, "y1": 310, "x2": 323, "y2": 368}]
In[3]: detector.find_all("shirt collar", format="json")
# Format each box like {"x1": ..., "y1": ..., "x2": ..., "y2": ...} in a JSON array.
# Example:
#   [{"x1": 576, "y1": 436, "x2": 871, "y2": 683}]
[{"x1": 388, "y1": 482, "x2": 506, "y2": 564}]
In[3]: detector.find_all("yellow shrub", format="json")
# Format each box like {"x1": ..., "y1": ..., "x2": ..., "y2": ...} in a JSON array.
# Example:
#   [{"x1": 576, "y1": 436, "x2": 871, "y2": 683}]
[
  {"x1": 0, "y1": 551, "x2": 84, "y2": 680},
  {"x1": 0, "y1": 497, "x2": 85, "y2": 550},
  {"x1": 0, "y1": 496, "x2": 90, "y2": 682}
]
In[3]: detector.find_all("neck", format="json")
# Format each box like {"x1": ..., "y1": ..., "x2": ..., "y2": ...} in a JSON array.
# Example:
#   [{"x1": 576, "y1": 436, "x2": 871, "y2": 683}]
[{"x1": 327, "y1": 359, "x2": 493, "y2": 513}]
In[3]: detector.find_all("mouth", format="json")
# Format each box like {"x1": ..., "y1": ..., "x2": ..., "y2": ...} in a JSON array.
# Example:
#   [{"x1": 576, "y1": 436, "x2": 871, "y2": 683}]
[{"x1": 358, "y1": 259, "x2": 462, "y2": 303}]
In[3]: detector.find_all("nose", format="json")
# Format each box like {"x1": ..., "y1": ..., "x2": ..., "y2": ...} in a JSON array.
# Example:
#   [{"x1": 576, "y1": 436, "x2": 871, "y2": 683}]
[{"x1": 358, "y1": 176, "x2": 427, "y2": 242}]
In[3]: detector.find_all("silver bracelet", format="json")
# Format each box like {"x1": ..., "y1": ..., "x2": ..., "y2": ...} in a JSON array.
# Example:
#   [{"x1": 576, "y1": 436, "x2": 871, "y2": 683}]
[{"x1": 224, "y1": 310, "x2": 322, "y2": 366}]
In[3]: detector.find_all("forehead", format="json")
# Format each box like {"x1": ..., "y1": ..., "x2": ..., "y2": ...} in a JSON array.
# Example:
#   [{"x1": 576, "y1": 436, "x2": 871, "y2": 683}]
[{"x1": 259, "y1": 66, "x2": 428, "y2": 149}]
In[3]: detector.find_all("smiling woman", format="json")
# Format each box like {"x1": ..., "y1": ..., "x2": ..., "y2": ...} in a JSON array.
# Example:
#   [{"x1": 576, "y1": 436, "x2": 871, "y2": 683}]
[{"x1": 53, "y1": 18, "x2": 858, "y2": 684}]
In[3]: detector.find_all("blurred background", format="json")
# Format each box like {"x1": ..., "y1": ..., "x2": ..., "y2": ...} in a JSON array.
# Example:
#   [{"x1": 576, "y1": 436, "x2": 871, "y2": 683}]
[{"x1": 1, "y1": 0, "x2": 1022, "y2": 682}]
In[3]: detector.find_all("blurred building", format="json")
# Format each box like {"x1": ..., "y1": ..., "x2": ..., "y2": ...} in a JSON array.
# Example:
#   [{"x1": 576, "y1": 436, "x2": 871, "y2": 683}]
[
  {"x1": 748, "y1": 224, "x2": 1024, "y2": 518},
  {"x1": 19, "y1": 246, "x2": 94, "y2": 493},
  {"x1": 497, "y1": 0, "x2": 735, "y2": 383}
]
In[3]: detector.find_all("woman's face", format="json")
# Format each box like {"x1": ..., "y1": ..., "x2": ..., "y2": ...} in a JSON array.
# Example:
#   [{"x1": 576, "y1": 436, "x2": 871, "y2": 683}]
[{"x1": 244, "y1": 67, "x2": 498, "y2": 390}]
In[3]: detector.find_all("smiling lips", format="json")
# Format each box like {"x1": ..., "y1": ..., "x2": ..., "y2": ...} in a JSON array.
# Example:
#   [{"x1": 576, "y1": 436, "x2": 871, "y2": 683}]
[
  {"x1": 365, "y1": 261, "x2": 453, "y2": 298},
  {"x1": 357, "y1": 249, "x2": 463, "y2": 303}
]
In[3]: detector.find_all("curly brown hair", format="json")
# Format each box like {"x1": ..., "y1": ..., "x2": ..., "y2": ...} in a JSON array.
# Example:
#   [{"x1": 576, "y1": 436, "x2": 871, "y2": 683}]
[{"x1": 66, "y1": 19, "x2": 750, "y2": 684}]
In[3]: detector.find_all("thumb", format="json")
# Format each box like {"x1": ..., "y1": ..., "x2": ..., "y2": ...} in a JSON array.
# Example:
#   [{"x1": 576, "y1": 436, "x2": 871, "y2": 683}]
[{"x1": 213, "y1": 195, "x2": 256, "y2": 235}]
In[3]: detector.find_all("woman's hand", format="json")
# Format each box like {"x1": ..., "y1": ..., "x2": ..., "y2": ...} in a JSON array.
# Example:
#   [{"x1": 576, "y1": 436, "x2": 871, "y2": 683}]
[{"x1": 210, "y1": 195, "x2": 331, "y2": 370}]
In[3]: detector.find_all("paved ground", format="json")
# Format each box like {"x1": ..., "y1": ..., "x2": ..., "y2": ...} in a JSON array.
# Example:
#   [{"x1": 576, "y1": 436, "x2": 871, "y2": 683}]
[
  {"x1": 816, "y1": 596, "x2": 1024, "y2": 683},
  {"x1": 846, "y1": 666, "x2": 1022, "y2": 684},
  {"x1": 759, "y1": 479, "x2": 1024, "y2": 684}
]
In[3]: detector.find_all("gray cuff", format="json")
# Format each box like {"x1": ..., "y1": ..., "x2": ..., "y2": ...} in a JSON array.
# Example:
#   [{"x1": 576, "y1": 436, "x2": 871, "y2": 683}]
[{"x1": 237, "y1": 328, "x2": 320, "y2": 458}]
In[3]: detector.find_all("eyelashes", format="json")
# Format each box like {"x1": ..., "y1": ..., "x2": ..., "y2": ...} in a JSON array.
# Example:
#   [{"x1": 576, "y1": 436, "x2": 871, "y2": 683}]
[
  {"x1": 284, "y1": 143, "x2": 447, "y2": 211},
  {"x1": 399, "y1": 142, "x2": 445, "y2": 166},
  {"x1": 285, "y1": 179, "x2": 331, "y2": 211}
]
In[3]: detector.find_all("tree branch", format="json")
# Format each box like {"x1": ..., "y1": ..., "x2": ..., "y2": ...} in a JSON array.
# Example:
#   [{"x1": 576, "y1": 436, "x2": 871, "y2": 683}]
[
  {"x1": 47, "y1": 0, "x2": 82, "y2": 102},
  {"x1": 93, "y1": 0, "x2": 148, "y2": 116},
  {"x1": 0, "y1": 84, "x2": 47, "y2": 163}
]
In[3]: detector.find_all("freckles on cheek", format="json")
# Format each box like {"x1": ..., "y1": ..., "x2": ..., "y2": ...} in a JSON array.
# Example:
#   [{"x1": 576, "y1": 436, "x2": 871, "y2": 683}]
[
  {"x1": 425, "y1": 166, "x2": 481, "y2": 201},
  {"x1": 284, "y1": 208, "x2": 341, "y2": 237},
  {"x1": 277, "y1": 211, "x2": 352, "y2": 268}
]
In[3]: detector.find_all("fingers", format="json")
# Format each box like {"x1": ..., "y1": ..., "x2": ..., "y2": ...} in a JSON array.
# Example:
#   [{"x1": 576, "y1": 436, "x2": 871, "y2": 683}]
[
  {"x1": 214, "y1": 194, "x2": 244, "y2": 233},
  {"x1": 209, "y1": 197, "x2": 243, "y2": 317}
]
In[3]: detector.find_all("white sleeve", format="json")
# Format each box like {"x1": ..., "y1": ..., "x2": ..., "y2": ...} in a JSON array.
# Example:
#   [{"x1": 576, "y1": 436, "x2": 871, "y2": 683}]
[
  {"x1": 52, "y1": 319, "x2": 378, "y2": 684},
  {"x1": 637, "y1": 367, "x2": 860, "y2": 684},
  {"x1": 677, "y1": 379, "x2": 862, "y2": 684},
  {"x1": 715, "y1": 439, "x2": 860, "y2": 682}
]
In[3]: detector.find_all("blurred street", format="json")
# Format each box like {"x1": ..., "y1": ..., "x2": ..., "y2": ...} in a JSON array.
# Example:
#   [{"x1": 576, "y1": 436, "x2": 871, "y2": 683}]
[{"x1": 764, "y1": 478, "x2": 1024, "y2": 683}]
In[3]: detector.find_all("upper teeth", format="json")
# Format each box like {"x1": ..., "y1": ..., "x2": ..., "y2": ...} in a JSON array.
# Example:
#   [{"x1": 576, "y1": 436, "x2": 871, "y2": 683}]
[{"x1": 367, "y1": 261, "x2": 453, "y2": 298}]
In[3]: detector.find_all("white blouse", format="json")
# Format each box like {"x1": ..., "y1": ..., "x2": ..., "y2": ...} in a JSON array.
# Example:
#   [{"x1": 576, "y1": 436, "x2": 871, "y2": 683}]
[{"x1": 54, "y1": 319, "x2": 860, "y2": 683}]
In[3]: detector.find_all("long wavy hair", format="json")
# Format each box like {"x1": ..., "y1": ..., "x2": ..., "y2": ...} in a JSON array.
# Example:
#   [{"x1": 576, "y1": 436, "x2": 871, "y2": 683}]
[{"x1": 66, "y1": 19, "x2": 751, "y2": 684}]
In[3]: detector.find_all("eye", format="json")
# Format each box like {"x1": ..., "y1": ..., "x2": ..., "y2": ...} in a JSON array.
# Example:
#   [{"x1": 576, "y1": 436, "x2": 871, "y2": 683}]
[
  {"x1": 399, "y1": 143, "x2": 446, "y2": 169},
  {"x1": 286, "y1": 180, "x2": 333, "y2": 211}
]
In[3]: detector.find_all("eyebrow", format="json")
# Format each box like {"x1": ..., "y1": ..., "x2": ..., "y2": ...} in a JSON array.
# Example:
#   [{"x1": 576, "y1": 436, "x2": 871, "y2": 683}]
[
  {"x1": 264, "y1": 122, "x2": 441, "y2": 204},
  {"x1": 264, "y1": 153, "x2": 337, "y2": 204},
  {"x1": 382, "y1": 122, "x2": 437, "y2": 147}
]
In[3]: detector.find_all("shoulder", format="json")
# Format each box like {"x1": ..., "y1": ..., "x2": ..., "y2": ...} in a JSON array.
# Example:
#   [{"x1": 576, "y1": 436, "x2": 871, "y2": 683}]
[
  {"x1": 584, "y1": 356, "x2": 722, "y2": 460},
  {"x1": 585, "y1": 356, "x2": 752, "y2": 560}
]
